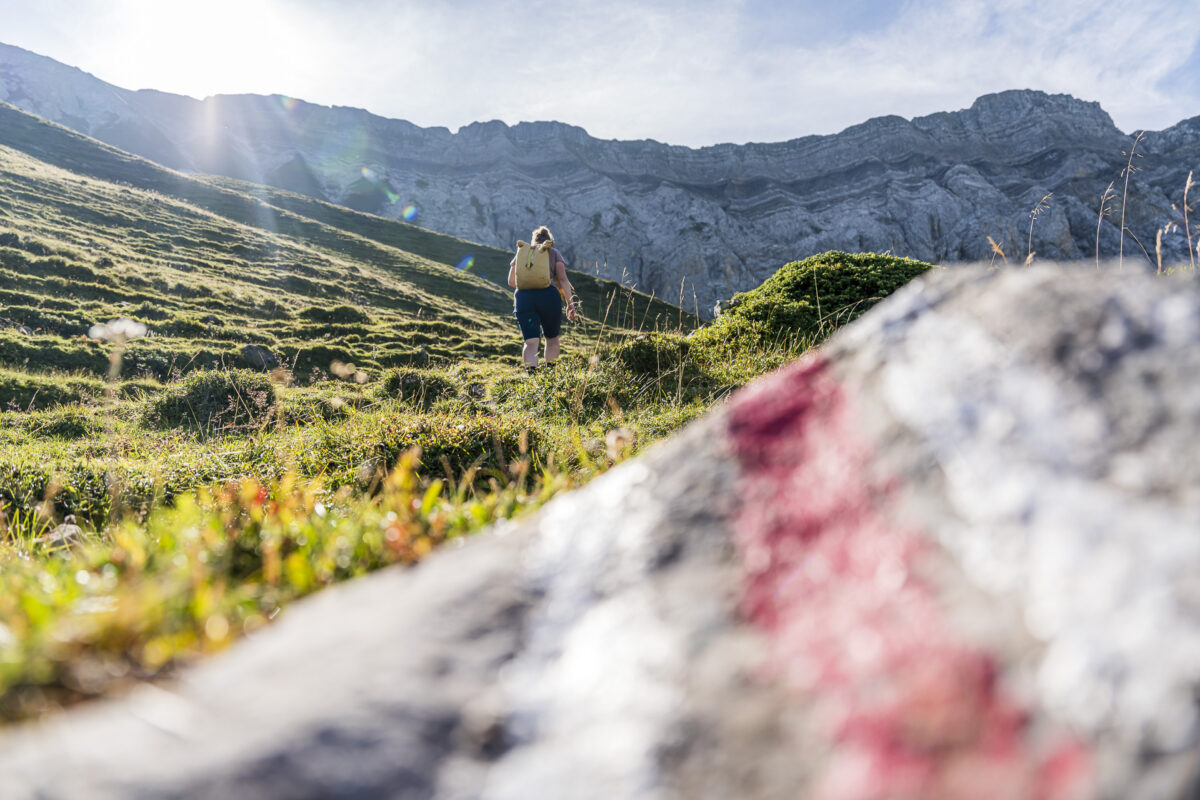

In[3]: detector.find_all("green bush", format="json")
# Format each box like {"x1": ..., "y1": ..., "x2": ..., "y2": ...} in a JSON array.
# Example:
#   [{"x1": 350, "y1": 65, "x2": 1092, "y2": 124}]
[
  {"x1": 360, "y1": 413, "x2": 540, "y2": 479},
  {"x1": 257, "y1": 298, "x2": 293, "y2": 319},
  {"x1": 625, "y1": 402, "x2": 710, "y2": 441},
  {"x1": 129, "y1": 302, "x2": 172, "y2": 321},
  {"x1": 3, "y1": 306, "x2": 90, "y2": 337},
  {"x1": 607, "y1": 332, "x2": 691, "y2": 375},
  {"x1": 290, "y1": 344, "x2": 357, "y2": 381},
  {"x1": 491, "y1": 356, "x2": 657, "y2": 420},
  {"x1": 278, "y1": 389, "x2": 354, "y2": 425},
  {"x1": 0, "y1": 461, "x2": 112, "y2": 531},
  {"x1": 21, "y1": 406, "x2": 99, "y2": 440},
  {"x1": 376, "y1": 369, "x2": 458, "y2": 409},
  {"x1": 35, "y1": 256, "x2": 99, "y2": 284},
  {"x1": 697, "y1": 250, "x2": 934, "y2": 349},
  {"x1": 0, "y1": 368, "x2": 103, "y2": 411},
  {"x1": 0, "y1": 333, "x2": 108, "y2": 377},
  {"x1": 117, "y1": 379, "x2": 163, "y2": 400},
  {"x1": 145, "y1": 369, "x2": 277, "y2": 432}
]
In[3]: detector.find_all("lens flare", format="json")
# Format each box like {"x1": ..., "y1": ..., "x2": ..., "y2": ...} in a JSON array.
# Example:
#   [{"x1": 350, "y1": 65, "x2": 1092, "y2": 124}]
[
  {"x1": 359, "y1": 167, "x2": 400, "y2": 204},
  {"x1": 402, "y1": 204, "x2": 419, "y2": 222},
  {"x1": 456, "y1": 254, "x2": 475, "y2": 271},
  {"x1": 279, "y1": 95, "x2": 300, "y2": 113}
]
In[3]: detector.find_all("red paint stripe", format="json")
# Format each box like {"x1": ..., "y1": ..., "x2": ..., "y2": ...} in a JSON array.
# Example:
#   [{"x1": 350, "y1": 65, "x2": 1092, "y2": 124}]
[{"x1": 727, "y1": 357, "x2": 1094, "y2": 800}]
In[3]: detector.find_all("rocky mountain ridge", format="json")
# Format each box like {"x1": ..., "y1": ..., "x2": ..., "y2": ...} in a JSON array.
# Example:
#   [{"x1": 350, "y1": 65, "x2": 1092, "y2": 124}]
[{"x1": 2, "y1": 41, "x2": 1199, "y2": 312}]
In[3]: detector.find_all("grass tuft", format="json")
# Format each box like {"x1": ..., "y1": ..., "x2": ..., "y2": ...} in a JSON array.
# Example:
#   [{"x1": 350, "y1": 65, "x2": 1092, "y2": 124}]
[{"x1": 144, "y1": 369, "x2": 277, "y2": 433}]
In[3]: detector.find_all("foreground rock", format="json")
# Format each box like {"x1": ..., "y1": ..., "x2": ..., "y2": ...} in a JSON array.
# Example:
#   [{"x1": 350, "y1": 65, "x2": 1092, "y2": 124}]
[{"x1": 3, "y1": 267, "x2": 1200, "y2": 798}]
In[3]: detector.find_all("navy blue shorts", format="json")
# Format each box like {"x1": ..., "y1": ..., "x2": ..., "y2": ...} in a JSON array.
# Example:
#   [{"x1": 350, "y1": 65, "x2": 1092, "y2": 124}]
[{"x1": 514, "y1": 286, "x2": 562, "y2": 340}]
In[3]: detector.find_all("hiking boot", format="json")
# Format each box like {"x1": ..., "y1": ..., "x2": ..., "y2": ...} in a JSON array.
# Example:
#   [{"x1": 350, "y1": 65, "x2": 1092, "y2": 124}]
[{"x1": 524, "y1": 364, "x2": 539, "y2": 375}]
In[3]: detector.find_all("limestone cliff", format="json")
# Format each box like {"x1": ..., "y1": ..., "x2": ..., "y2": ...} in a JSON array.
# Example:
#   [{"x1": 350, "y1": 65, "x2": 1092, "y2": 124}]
[{"x1": 3, "y1": 41, "x2": 1198, "y2": 313}]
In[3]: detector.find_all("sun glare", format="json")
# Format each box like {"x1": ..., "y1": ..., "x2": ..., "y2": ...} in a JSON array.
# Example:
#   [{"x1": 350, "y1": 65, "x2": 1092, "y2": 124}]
[{"x1": 102, "y1": 0, "x2": 313, "y2": 99}]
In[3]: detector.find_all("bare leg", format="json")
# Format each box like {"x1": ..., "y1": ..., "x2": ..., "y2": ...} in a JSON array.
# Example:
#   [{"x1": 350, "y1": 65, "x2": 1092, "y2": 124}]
[
  {"x1": 523, "y1": 338, "x2": 540, "y2": 367},
  {"x1": 545, "y1": 336, "x2": 561, "y2": 363}
]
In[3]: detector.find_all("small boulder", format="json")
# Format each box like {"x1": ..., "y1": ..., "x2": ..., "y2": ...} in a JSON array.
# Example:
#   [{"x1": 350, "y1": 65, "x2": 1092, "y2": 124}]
[
  {"x1": 241, "y1": 345, "x2": 280, "y2": 371},
  {"x1": 35, "y1": 515, "x2": 84, "y2": 551}
]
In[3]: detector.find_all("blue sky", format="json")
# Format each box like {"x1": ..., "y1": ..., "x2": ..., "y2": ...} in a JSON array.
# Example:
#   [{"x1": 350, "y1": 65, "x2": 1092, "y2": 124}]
[{"x1": 1, "y1": 0, "x2": 1198, "y2": 146}]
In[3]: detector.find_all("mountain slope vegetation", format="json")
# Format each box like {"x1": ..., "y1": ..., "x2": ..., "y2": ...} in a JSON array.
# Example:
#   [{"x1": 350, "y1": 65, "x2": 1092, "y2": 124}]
[
  {"x1": 0, "y1": 99, "x2": 680, "y2": 355},
  {"x1": 0, "y1": 99, "x2": 930, "y2": 721}
]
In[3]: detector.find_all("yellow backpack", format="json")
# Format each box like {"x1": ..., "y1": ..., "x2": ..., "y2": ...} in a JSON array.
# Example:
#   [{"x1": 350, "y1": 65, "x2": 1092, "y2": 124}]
[{"x1": 514, "y1": 240, "x2": 554, "y2": 290}]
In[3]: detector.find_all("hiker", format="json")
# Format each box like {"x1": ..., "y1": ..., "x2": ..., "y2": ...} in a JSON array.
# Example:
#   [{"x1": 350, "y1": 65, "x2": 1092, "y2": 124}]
[{"x1": 508, "y1": 225, "x2": 576, "y2": 368}]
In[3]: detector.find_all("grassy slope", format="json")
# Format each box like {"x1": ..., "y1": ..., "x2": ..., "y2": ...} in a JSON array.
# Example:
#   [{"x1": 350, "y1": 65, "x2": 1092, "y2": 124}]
[
  {"x1": 201, "y1": 174, "x2": 671, "y2": 330},
  {"x1": 0, "y1": 99, "x2": 933, "y2": 722},
  {"x1": 0, "y1": 101, "x2": 690, "y2": 349},
  {"x1": 0, "y1": 102, "x2": 720, "y2": 721}
]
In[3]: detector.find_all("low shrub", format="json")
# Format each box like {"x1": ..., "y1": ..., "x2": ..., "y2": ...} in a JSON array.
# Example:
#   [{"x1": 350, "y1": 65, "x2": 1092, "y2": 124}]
[
  {"x1": 0, "y1": 460, "x2": 111, "y2": 532},
  {"x1": 257, "y1": 298, "x2": 293, "y2": 319},
  {"x1": 21, "y1": 406, "x2": 99, "y2": 440},
  {"x1": 117, "y1": 379, "x2": 164, "y2": 401},
  {"x1": 36, "y1": 256, "x2": 99, "y2": 285},
  {"x1": 0, "y1": 368, "x2": 103, "y2": 411},
  {"x1": 364, "y1": 413, "x2": 541, "y2": 479},
  {"x1": 607, "y1": 332, "x2": 691, "y2": 375},
  {"x1": 376, "y1": 369, "x2": 459, "y2": 409},
  {"x1": 624, "y1": 402, "x2": 710, "y2": 442},
  {"x1": 145, "y1": 369, "x2": 277, "y2": 432},
  {"x1": 491, "y1": 356, "x2": 655, "y2": 420},
  {"x1": 289, "y1": 344, "x2": 358, "y2": 382},
  {"x1": 278, "y1": 389, "x2": 354, "y2": 425},
  {"x1": 0, "y1": 333, "x2": 108, "y2": 377},
  {"x1": 3, "y1": 306, "x2": 90, "y2": 337},
  {"x1": 298, "y1": 304, "x2": 371, "y2": 325},
  {"x1": 129, "y1": 302, "x2": 172, "y2": 321},
  {"x1": 698, "y1": 250, "x2": 933, "y2": 348}
]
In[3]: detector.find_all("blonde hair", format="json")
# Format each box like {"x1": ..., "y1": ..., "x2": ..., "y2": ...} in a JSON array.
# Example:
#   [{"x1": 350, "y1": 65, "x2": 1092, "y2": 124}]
[{"x1": 532, "y1": 226, "x2": 554, "y2": 246}]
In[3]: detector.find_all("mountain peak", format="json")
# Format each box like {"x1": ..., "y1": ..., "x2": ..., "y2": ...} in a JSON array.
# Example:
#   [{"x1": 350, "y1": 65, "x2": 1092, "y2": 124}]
[{"x1": 968, "y1": 89, "x2": 1115, "y2": 128}]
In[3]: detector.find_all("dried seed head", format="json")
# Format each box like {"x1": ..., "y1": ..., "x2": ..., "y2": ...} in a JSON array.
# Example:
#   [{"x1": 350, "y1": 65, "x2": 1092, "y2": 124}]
[{"x1": 88, "y1": 318, "x2": 147, "y2": 343}]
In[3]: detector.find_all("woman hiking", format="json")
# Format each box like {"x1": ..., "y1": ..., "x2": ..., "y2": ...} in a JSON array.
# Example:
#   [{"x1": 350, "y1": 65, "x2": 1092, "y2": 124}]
[{"x1": 508, "y1": 225, "x2": 576, "y2": 369}]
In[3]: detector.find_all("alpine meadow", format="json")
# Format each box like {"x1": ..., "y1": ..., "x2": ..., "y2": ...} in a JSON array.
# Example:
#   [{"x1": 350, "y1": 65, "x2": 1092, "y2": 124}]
[
  {"x1": 7, "y1": 0, "x2": 1200, "y2": 794},
  {"x1": 0, "y1": 97, "x2": 934, "y2": 718}
]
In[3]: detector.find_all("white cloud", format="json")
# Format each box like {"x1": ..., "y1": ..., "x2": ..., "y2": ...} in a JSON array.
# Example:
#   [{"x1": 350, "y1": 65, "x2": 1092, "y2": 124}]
[{"x1": 1, "y1": 0, "x2": 1198, "y2": 144}]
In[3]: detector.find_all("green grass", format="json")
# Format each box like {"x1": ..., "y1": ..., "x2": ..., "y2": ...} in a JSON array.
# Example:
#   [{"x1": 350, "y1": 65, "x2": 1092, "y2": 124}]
[
  {"x1": 0, "y1": 456, "x2": 570, "y2": 720},
  {"x1": 0, "y1": 100, "x2": 691, "y2": 349},
  {"x1": 0, "y1": 98, "x2": 934, "y2": 722},
  {"x1": 0, "y1": 261, "x2": 920, "y2": 720},
  {"x1": 690, "y1": 250, "x2": 935, "y2": 384}
]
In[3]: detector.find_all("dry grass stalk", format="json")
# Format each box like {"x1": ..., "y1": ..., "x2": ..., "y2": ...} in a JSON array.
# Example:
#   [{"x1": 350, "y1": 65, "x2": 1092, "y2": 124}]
[
  {"x1": 1186, "y1": 171, "x2": 1197, "y2": 271},
  {"x1": 1157, "y1": 226, "x2": 1165, "y2": 275},
  {"x1": 987, "y1": 235, "x2": 1008, "y2": 267},
  {"x1": 1119, "y1": 131, "x2": 1146, "y2": 271},
  {"x1": 1096, "y1": 181, "x2": 1116, "y2": 270},
  {"x1": 1027, "y1": 192, "x2": 1053, "y2": 265}
]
